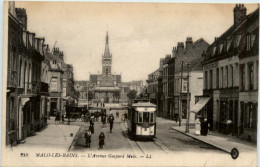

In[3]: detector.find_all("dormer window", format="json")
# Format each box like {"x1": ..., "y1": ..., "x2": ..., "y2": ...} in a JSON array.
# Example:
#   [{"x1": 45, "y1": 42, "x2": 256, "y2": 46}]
[
  {"x1": 223, "y1": 40, "x2": 227, "y2": 52},
  {"x1": 246, "y1": 34, "x2": 251, "y2": 51},
  {"x1": 246, "y1": 33, "x2": 256, "y2": 51}
]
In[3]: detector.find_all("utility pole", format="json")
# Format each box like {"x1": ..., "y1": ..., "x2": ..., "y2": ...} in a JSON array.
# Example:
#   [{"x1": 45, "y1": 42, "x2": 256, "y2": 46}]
[
  {"x1": 185, "y1": 63, "x2": 190, "y2": 133},
  {"x1": 179, "y1": 61, "x2": 183, "y2": 127}
]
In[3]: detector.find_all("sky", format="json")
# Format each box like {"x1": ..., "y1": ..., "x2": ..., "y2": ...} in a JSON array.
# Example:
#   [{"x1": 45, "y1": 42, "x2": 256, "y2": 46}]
[{"x1": 14, "y1": 2, "x2": 258, "y2": 82}]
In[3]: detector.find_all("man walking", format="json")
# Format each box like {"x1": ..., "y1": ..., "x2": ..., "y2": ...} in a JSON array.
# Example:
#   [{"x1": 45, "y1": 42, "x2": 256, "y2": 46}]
[{"x1": 108, "y1": 114, "x2": 114, "y2": 133}]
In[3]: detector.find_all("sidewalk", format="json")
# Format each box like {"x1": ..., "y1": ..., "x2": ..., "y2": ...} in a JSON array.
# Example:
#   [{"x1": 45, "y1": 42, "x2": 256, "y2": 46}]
[
  {"x1": 10, "y1": 118, "x2": 80, "y2": 152},
  {"x1": 171, "y1": 120, "x2": 256, "y2": 154}
]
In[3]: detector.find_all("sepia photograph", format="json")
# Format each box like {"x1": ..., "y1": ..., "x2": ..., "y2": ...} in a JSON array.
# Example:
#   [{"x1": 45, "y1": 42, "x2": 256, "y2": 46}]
[{"x1": 1, "y1": 1, "x2": 259, "y2": 166}]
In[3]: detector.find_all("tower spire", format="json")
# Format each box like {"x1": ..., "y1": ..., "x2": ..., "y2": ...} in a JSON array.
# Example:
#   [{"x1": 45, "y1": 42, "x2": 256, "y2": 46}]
[{"x1": 106, "y1": 31, "x2": 109, "y2": 44}]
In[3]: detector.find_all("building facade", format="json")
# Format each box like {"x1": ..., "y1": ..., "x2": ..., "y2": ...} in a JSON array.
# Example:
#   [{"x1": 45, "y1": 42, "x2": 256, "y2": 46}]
[
  {"x1": 48, "y1": 48, "x2": 64, "y2": 117},
  {"x1": 202, "y1": 4, "x2": 258, "y2": 142},
  {"x1": 62, "y1": 63, "x2": 76, "y2": 110},
  {"x1": 173, "y1": 38, "x2": 209, "y2": 121},
  {"x1": 6, "y1": 2, "x2": 22, "y2": 145},
  {"x1": 6, "y1": 6, "x2": 47, "y2": 145}
]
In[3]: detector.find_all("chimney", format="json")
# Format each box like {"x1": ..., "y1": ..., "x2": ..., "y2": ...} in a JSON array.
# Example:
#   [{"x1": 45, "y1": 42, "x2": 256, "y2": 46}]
[
  {"x1": 15, "y1": 8, "x2": 27, "y2": 30},
  {"x1": 233, "y1": 4, "x2": 247, "y2": 28},
  {"x1": 53, "y1": 47, "x2": 60, "y2": 55},
  {"x1": 172, "y1": 47, "x2": 177, "y2": 57},
  {"x1": 159, "y1": 58, "x2": 164, "y2": 68},
  {"x1": 177, "y1": 42, "x2": 184, "y2": 53},
  {"x1": 185, "y1": 37, "x2": 193, "y2": 50}
]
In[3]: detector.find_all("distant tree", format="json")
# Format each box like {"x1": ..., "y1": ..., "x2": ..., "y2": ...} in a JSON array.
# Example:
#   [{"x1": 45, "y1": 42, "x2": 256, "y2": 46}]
[{"x1": 127, "y1": 90, "x2": 137, "y2": 99}]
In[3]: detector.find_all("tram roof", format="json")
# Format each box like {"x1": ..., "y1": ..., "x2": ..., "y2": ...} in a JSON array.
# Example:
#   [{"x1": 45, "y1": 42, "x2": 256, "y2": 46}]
[{"x1": 131, "y1": 102, "x2": 156, "y2": 107}]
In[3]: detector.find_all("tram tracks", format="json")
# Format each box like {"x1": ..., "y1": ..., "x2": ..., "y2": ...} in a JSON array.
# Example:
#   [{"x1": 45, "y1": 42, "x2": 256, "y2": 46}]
[{"x1": 120, "y1": 122, "x2": 171, "y2": 154}]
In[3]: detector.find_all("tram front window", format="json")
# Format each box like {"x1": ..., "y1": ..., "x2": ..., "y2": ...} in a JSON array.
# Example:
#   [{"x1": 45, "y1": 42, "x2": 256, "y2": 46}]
[
  {"x1": 143, "y1": 112, "x2": 150, "y2": 123},
  {"x1": 150, "y1": 112, "x2": 154, "y2": 122}
]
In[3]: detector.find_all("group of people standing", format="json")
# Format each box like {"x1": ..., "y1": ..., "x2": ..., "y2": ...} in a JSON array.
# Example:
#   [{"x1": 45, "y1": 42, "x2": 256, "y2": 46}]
[{"x1": 84, "y1": 108, "x2": 115, "y2": 150}]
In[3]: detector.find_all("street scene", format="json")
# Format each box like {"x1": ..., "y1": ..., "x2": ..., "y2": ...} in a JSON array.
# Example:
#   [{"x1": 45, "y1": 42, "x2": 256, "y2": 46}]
[{"x1": 3, "y1": 2, "x2": 259, "y2": 167}]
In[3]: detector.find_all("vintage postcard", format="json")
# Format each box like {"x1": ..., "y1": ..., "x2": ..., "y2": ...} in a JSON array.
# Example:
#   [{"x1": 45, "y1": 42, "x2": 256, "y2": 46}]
[{"x1": 1, "y1": 1, "x2": 259, "y2": 167}]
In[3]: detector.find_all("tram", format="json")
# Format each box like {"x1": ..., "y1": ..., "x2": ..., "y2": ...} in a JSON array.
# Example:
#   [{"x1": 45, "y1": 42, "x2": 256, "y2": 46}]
[{"x1": 127, "y1": 99, "x2": 156, "y2": 140}]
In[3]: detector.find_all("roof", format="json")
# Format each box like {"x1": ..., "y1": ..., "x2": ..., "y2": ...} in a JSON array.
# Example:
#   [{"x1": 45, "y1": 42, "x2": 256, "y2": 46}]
[
  {"x1": 103, "y1": 32, "x2": 111, "y2": 58},
  {"x1": 132, "y1": 102, "x2": 156, "y2": 107},
  {"x1": 203, "y1": 8, "x2": 259, "y2": 62},
  {"x1": 93, "y1": 86, "x2": 121, "y2": 92},
  {"x1": 175, "y1": 38, "x2": 209, "y2": 73},
  {"x1": 90, "y1": 75, "x2": 98, "y2": 83}
]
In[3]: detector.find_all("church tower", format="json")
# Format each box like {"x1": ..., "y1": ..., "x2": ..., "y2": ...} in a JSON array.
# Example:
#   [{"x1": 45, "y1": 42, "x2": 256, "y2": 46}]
[{"x1": 102, "y1": 31, "x2": 112, "y2": 75}]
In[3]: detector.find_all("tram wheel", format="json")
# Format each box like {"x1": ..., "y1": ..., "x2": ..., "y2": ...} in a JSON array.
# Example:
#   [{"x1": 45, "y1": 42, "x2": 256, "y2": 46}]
[{"x1": 231, "y1": 148, "x2": 239, "y2": 159}]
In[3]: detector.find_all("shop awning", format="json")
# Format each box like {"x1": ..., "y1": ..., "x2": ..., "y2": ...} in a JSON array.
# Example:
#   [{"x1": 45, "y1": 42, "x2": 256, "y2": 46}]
[{"x1": 190, "y1": 97, "x2": 211, "y2": 113}]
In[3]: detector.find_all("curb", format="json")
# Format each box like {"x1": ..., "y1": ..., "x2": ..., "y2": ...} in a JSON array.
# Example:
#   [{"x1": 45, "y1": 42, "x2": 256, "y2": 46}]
[
  {"x1": 68, "y1": 127, "x2": 81, "y2": 152},
  {"x1": 171, "y1": 127, "x2": 230, "y2": 154}
]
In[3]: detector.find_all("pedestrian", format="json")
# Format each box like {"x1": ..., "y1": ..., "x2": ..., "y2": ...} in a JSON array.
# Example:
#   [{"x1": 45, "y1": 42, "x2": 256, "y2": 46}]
[
  {"x1": 89, "y1": 124, "x2": 94, "y2": 134},
  {"x1": 108, "y1": 114, "x2": 114, "y2": 133},
  {"x1": 90, "y1": 112, "x2": 95, "y2": 122},
  {"x1": 102, "y1": 113, "x2": 107, "y2": 128},
  {"x1": 194, "y1": 118, "x2": 201, "y2": 136},
  {"x1": 98, "y1": 132, "x2": 105, "y2": 149},
  {"x1": 95, "y1": 111, "x2": 99, "y2": 122},
  {"x1": 201, "y1": 118, "x2": 209, "y2": 136},
  {"x1": 85, "y1": 130, "x2": 91, "y2": 148},
  {"x1": 116, "y1": 111, "x2": 119, "y2": 118},
  {"x1": 61, "y1": 114, "x2": 65, "y2": 124},
  {"x1": 55, "y1": 112, "x2": 60, "y2": 124}
]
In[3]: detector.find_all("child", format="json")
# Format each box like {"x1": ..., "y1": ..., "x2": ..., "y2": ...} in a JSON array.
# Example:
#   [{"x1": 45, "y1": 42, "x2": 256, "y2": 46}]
[
  {"x1": 99, "y1": 132, "x2": 105, "y2": 149},
  {"x1": 85, "y1": 130, "x2": 91, "y2": 148}
]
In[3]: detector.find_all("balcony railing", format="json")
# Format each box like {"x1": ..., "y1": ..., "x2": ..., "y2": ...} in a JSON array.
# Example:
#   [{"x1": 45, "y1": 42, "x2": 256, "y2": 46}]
[{"x1": 7, "y1": 70, "x2": 17, "y2": 88}]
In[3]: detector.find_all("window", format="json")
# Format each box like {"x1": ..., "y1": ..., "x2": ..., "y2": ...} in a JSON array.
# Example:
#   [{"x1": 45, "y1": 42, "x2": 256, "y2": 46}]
[
  {"x1": 226, "y1": 66, "x2": 228, "y2": 88},
  {"x1": 248, "y1": 63, "x2": 254, "y2": 90},
  {"x1": 216, "y1": 68, "x2": 219, "y2": 89},
  {"x1": 150, "y1": 112, "x2": 154, "y2": 122},
  {"x1": 221, "y1": 67, "x2": 224, "y2": 88},
  {"x1": 240, "y1": 65, "x2": 245, "y2": 90},
  {"x1": 53, "y1": 60, "x2": 56, "y2": 64},
  {"x1": 223, "y1": 40, "x2": 227, "y2": 52},
  {"x1": 245, "y1": 103, "x2": 257, "y2": 130},
  {"x1": 182, "y1": 78, "x2": 187, "y2": 92},
  {"x1": 143, "y1": 112, "x2": 150, "y2": 123},
  {"x1": 138, "y1": 112, "x2": 143, "y2": 122},
  {"x1": 9, "y1": 97, "x2": 15, "y2": 131},
  {"x1": 50, "y1": 77, "x2": 58, "y2": 92},
  {"x1": 23, "y1": 62, "x2": 27, "y2": 89},
  {"x1": 19, "y1": 59, "x2": 22, "y2": 87},
  {"x1": 28, "y1": 64, "x2": 31, "y2": 89}
]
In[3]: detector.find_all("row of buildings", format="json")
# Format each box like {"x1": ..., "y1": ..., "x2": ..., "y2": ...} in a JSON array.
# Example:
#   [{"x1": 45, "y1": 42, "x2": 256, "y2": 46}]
[
  {"x1": 6, "y1": 2, "x2": 76, "y2": 146},
  {"x1": 147, "y1": 4, "x2": 258, "y2": 142}
]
